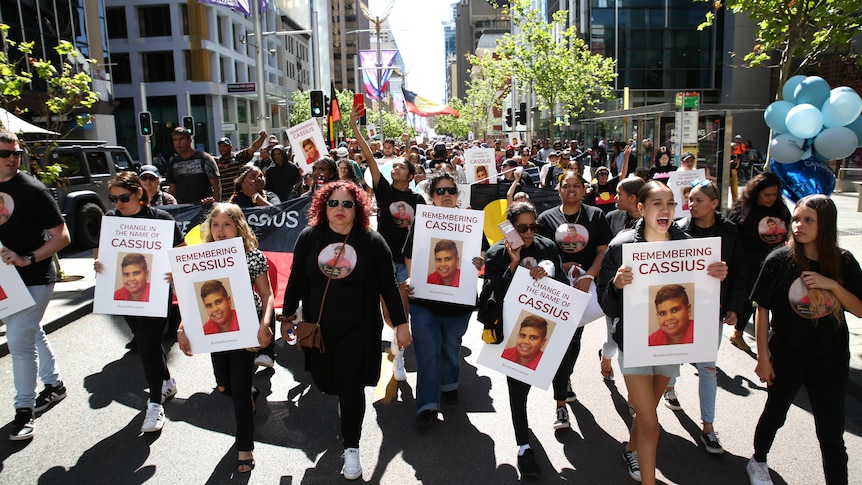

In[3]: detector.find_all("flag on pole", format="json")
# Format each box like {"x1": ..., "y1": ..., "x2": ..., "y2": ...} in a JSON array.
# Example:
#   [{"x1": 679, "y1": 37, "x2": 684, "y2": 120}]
[
  {"x1": 359, "y1": 50, "x2": 399, "y2": 101},
  {"x1": 328, "y1": 82, "x2": 341, "y2": 149},
  {"x1": 402, "y1": 89, "x2": 459, "y2": 117}
]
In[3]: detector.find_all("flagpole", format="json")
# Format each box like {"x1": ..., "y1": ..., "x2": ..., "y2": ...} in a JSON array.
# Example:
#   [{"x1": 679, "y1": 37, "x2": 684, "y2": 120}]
[{"x1": 253, "y1": 0, "x2": 267, "y2": 133}]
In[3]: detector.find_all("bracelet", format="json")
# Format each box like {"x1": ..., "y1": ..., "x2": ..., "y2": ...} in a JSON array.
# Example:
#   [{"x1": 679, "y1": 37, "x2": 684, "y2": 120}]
[
  {"x1": 580, "y1": 275, "x2": 595, "y2": 281},
  {"x1": 177, "y1": 329, "x2": 184, "y2": 333}
]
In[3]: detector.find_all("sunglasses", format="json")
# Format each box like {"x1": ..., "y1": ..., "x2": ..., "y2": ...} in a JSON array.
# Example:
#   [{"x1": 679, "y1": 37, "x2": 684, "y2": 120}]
[
  {"x1": 108, "y1": 193, "x2": 134, "y2": 203},
  {"x1": 433, "y1": 186, "x2": 458, "y2": 196},
  {"x1": 140, "y1": 175, "x2": 158, "y2": 181},
  {"x1": 0, "y1": 149, "x2": 24, "y2": 158},
  {"x1": 515, "y1": 223, "x2": 538, "y2": 234},
  {"x1": 326, "y1": 199, "x2": 355, "y2": 209},
  {"x1": 690, "y1": 178, "x2": 718, "y2": 197},
  {"x1": 596, "y1": 171, "x2": 609, "y2": 176}
]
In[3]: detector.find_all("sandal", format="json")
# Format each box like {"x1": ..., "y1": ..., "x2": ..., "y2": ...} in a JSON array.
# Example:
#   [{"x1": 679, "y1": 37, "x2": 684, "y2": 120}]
[{"x1": 236, "y1": 458, "x2": 255, "y2": 473}]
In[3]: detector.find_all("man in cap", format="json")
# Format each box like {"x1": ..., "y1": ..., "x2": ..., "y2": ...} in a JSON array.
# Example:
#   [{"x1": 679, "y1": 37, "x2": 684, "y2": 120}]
[
  {"x1": 167, "y1": 126, "x2": 220, "y2": 204},
  {"x1": 139, "y1": 164, "x2": 177, "y2": 206},
  {"x1": 215, "y1": 131, "x2": 268, "y2": 201}
]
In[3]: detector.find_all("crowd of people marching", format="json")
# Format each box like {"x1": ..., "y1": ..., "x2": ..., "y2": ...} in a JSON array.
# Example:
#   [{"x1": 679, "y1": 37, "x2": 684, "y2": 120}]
[{"x1": 1, "y1": 113, "x2": 860, "y2": 485}]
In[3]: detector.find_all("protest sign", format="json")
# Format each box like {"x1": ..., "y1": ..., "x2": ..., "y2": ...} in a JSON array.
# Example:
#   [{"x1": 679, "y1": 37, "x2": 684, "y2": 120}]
[
  {"x1": 477, "y1": 267, "x2": 588, "y2": 388},
  {"x1": 667, "y1": 168, "x2": 706, "y2": 216},
  {"x1": 286, "y1": 118, "x2": 328, "y2": 174},
  {"x1": 169, "y1": 238, "x2": 260, "y2": 354},
  {"x1": 621, "y1": 237, "x2": 721, "y2": 366},
  {"x1": 0, "y1": 240, "x2": 35, "y2": 319},
  {"x1": 94, "y1": 217, "x2": 175, "y2": 317},
  {"x1": 409, "y1": 205, "x2": 484, "y2": 306},
  {"x1": 464, "y1": 148, "x2": 497, "y2": 184}
]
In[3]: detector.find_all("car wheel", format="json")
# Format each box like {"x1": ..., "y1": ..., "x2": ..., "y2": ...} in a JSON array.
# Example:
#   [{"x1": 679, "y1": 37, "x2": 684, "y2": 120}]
[{"x1": 76, "y1": 202, "x2": 103, "y2": 249}]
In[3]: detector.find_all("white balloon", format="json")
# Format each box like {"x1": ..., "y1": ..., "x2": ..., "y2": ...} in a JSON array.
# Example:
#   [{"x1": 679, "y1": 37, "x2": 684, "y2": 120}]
[
  {"x1": 813, "y1": 126, "x2": 859, "y2": 160},
  {"x1": 769, "y1": 133, "x2": 806, "y2": 164},
  {"x1": 785, "y1": 104, "x2": 823, "y2": 139}
]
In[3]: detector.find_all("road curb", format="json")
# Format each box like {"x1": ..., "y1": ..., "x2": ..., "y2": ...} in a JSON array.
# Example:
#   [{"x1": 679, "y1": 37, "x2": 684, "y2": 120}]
[{"x1": 0, "y1": 299, "x2": 93, "y2": 359}]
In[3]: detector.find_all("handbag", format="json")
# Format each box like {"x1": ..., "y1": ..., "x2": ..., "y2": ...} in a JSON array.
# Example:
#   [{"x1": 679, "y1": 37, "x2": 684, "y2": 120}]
[
  {"x1": 477, "y1": 279, "x2": 504, "y2": 344},
  {"x1": 295, "y1": 232, "x2": 350, "y2": 352}
]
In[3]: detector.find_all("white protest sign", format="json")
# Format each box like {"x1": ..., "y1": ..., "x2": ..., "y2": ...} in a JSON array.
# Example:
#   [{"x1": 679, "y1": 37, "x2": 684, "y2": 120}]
[
  {"x1": 621, "y1": 237, "x2": 721, "y2": 366},
  {"x1": 464, "y1": 148, "x2": 497, "y2": 184},
  {"x1": 0, "y1": 240, "x2": 35, "y2": 319},
  {"x1": 286, "y1": 118, "x2": 329, "y2": 174},
  {"x1": 667, "y1": 168, "x2": 705, "y2": 217},
  {"x1": 409, "y1": 205, "x2": 484, "y2": 306},
  {"x1": 94, "y1": 217, "x2": 175, "y2": 317},
  {"x1": 477, "y1": 267, "x2": 588, "y2": 389},
  {"x1": 169, "y1": 238, "x2": 261, "y2": 354}
]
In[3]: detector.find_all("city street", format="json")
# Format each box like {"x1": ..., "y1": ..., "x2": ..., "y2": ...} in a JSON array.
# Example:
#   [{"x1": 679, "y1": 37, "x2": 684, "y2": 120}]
[{"x1": 0, "y1": 306, "x2": 860, "y2": 483}]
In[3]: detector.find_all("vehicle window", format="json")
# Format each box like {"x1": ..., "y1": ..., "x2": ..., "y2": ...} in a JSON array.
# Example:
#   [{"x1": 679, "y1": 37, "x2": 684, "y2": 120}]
[
  {"x1": 87, "y1": 152, "x2": 111, "y2": 175},
  {"x1": 111, "y1": 151, "x2": 133, "y2": 171},
  {"x1": 51, "y1": 152, "x2": 85, "y2": 179}
]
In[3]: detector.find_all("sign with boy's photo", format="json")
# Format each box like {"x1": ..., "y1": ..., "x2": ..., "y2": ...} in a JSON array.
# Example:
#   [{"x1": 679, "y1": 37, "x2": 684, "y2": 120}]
[
  {"x1": 286, "y1": 118, "x2": 329, "y2": 174},
  {"x1": 477, "y1": 267, "x2": 588, "y2": 388},
  {"x1": 621, "y1": 237, "x2": 721, "y2": 366},
  {"x1": 168, "y1": 238, "x2": 260, "y2": 354},
  {"x1": 464, "y1": 148, "x2": 497, "y2": 184},
  {"x1": 0, "y1": 240, "x2": 35, "y2": 320},
  {"x1": 94, "y1": 217, "x2": 175, "y2": 317},
  {"x1": 667, "y1": 168, "x2": 706, "y2": 216},
  {"x1": 409, "y1": 205, "x2": 484, "y2": 306}
]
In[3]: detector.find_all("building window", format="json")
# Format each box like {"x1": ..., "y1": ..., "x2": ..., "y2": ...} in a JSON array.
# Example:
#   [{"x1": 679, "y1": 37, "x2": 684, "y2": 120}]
[
  {"x1": 106, "y1": 8, "x2": 127, "y2": 39},
  {"x1": 238, "y1": 102, "x2": 247, "y2": 123},
  {"x1": 181, "y1": 4, "x2": 189, "y2": 36},
  {"x1": 183, "y1": 50, "x2": 193, "y2": 81},
  {"x1": 138, "y1": 6, "x2": 172, "y2": 37},
  {"x1": 142, "y1": 51, "x2": 175, "y2": 82},
  {"x1": 112, "y1": 53, "x2": 132, "y2": 84}
]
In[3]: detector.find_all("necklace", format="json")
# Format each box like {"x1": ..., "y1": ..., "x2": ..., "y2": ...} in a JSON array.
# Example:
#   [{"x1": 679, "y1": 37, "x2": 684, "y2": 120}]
[{"x1": 562, "y1": 205, "x2": 582, "y2": 225}]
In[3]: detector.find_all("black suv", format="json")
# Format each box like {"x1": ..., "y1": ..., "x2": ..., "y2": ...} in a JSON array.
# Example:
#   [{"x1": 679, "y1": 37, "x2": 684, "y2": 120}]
[{"x1": 30, "y1": 142, "x2": 137, "y2": 248}]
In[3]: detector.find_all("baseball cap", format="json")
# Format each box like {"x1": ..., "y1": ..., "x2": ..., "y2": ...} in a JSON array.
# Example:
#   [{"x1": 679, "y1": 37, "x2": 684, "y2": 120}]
[
  {"x1": 681, "y1": 151, "x2": 695, "y2": 162},
  {"x1": 549, "y1": 151, "x2": 561, "y2": 158},
  {"x1": 336, "y1": 147, "x2": 349, "y2": 158},
  {"x1": 139, "y1": 165, "x2": 160, "y2": 178},
  {"x1": 218, "y1": 137, "x2": 232, "y2": 146},
  {"x1": 433, "y1": 142, "x2": 447, "y2": 155},
  {"x1": 734, "y1": 134, "x2": 742, "y2": 139}
]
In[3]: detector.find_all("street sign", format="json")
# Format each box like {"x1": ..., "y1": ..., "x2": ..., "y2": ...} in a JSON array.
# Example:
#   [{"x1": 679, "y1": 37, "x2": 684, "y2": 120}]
[{"x1": 227, "y1": 82, "x2": 256, "y2": 94}]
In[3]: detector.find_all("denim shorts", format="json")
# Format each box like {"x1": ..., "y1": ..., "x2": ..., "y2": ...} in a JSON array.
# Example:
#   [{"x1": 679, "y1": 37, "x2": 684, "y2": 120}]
[
  {"x1": 618, "y1": 351, "x2": 680, "y2": 379},
  {"x1": 393, "y1": 262, "x2": 408, "y2": 284}
]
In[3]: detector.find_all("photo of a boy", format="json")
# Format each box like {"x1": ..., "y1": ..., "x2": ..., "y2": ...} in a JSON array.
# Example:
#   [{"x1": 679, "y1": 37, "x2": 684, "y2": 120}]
[
  {"x1": 114, "y1": 253, "x2": 151, "y2": 302},
  {"x1": 427, "y1": 239, "x2": 461, "y2": 287},
  {"x1": 649, "y1": 284, "x2": 694, "y2": 346},
  {"x1": 199, "y1": 279, "x2": 239, "y2": 335},
  {"x1": 501, "y1": 315, "x2": 548, "y2": 370}
]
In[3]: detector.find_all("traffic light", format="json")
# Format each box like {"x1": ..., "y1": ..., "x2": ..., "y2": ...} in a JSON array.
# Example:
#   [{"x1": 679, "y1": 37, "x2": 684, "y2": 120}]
[
  {"x1": 505, "y1": 108, "x2": 513, "y2": 127},
  {"x1": 182, "y1": 116, "x2": 195, "y2": 136},
  {"x1": 517, "y1": 102, "x2": 527, "y2": 125},
  {"x1": 138, "y1": 111, "x2": 153, "y2": 136},
  {"x1": 324, "y1": 96, "x2": 331, "y2": 115},
  {"x1": 310, "y1": 90, "x2": 325, "y2": 117}
]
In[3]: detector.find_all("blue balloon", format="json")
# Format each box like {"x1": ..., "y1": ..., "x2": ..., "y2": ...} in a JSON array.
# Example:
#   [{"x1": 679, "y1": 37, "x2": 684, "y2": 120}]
[
  {"x1": 785, "y1": 104, "x2": 823, "y2": 139},
  {"x1": 764, "y1": 101, "x2": 794, "y2": 133},
  {"x1": 847, "y1": 115, "x2": 862, "y2": 147},
  {"x1": 782, "y1": 75, "x2": 807, "y2": 103},
  {"x1": 822, "y1": 87, "x2": 862, "y2": 128},
  {"x1": 770, "y1": 157, "x2": 835, "y2": 202},
  {"x1": 793, "y1": 76, "x2": 831, "y2": 107}
]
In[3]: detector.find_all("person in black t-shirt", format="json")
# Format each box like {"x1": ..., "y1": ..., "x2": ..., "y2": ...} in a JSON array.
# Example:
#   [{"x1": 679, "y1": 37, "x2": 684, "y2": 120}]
[{"x1": 166, "y1": 127, "x2": 220, "y2": 203}]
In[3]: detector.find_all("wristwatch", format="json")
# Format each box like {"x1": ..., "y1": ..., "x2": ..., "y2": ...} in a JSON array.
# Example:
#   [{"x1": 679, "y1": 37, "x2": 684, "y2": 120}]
[{"x1": 26, "y1": 253, "x2": 36, "y2": 265}]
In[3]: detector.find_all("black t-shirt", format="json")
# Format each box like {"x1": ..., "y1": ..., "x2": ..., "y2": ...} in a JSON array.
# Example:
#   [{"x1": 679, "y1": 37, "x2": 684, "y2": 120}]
[
  {"x1": 536, "y1": 204, "x2": 612, "y2": 269},
  {"x1": 606, "y1": 209, "x2": 639, "y2": 236},
  {"x1": 0, "y1": 172, "x2": 65, "y2": 285},
  {"x1": 585, "y1": 178, "x2": 620, "y2": 213},
  {"x1": 751, "y1": 247, "x2": 862, "y2": 368},
  {"x1": 373, "y1": 176, "x2": 424, "y2": 264},
  {"x1": 104, "y1": 206, "x2": 184, "y2": 247},
  {"x1": 166, "y1": 150, "x2": 219, "y2": 203},
  {"x1": 265, "y1": 162, "x2": 301, "y2": 202},
  {"x1": 647, "y1": 165, "x2": 677, "y2": 185},
  {"x1": 730, "y1": 202, "x2": 791, "y2": 273}
]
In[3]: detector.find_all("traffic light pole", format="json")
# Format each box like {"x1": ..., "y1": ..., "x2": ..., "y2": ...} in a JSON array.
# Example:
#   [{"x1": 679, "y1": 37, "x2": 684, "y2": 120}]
[{"x1": 140, "y1": 83, "x2": 151, "y2": 165}]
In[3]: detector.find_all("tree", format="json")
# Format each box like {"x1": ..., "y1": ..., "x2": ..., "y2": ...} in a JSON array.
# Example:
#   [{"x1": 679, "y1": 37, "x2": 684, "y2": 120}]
[
  {"x1": 698, "y1": 0, "x2": 862, "y2": 98},
  {"x1": 481, "y1": 0, "x2": 616, "y2": 136},
  {"x1": 432, "y1": 98, "x2": 472, "y2": 139},
  {"x1": 464, "y1": 54, "x2": 511, "y2": 139}
]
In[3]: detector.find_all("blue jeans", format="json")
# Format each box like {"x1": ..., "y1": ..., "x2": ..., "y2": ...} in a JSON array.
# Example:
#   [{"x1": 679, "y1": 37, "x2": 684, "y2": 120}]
[
  {"x1": 667, "y1": 321, "x2": 723, "y2": 423},
  {"x1": 409, "y1": 304, "x2": 470, "y2": 414},
  {"x1": 5, "y1": 284, "x2": 63, "y2": 410}
]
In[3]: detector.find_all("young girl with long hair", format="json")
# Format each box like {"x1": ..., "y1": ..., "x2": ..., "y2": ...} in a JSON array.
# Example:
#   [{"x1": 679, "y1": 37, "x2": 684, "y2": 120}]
[{"x1": 746, "y1": 195, "x2": 862, "y2": 485}]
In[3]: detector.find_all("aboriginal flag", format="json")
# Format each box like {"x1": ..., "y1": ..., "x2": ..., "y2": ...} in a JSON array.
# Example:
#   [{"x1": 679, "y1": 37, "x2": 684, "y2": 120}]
[{"x1": 402, "y1": 88, "x2": 459, "y2": 117}]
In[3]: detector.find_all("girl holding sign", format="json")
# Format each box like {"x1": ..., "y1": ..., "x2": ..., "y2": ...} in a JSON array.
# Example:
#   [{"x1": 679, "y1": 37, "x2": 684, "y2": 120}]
[
  {"x1": 176, "y1": 204, "x2": 274, "y2": 474},
  {"x1": 483, "y1": 201, "x2": 565, "y2": 478},
  {"x1": 598, "y1": 181, "x2": 727, "y2": 484},
  {"x1": 746, "y1": 195, "x2": 862, "y2": 485},
  {"x1": 94, "y1": 172, "x2": 184, "y2": 434}
]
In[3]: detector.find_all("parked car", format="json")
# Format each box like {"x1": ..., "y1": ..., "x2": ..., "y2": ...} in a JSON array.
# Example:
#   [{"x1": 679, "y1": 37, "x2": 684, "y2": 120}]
[{"x1": 29, "y1": 141, "x2": 138, "y2": 248}]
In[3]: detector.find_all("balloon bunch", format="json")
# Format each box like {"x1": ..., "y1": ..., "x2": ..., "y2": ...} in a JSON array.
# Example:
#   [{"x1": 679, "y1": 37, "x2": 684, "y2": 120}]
[{"x1": 763, "y1": 75, "x2": 862, "y2": 200}]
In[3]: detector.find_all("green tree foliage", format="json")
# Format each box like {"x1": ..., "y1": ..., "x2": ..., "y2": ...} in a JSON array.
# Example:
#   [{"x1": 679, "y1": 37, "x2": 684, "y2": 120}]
[
  {"x1": 698, "y1": 0, "x2": 862, "y2": 97},
  {"x1": 432, "y1": 98, "x2": 472, "y2": 139},
  {"x1": 479, "y1": 0, "x2": 615, "y2": 134},
  {"x1": 463, "y1": 55, "x2": 510, "y2": 140},
  {"x1": 289, "y1": 88, "x2": 415, "y2": 142}
]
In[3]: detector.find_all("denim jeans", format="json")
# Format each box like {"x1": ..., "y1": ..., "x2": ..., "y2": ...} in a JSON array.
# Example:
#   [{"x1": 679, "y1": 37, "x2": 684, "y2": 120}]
[
  {"x1": 5, "y1": 284, "x2": 63, "y2": 410},
  {"x1": 667, "y1": 321, "x2": 722, "y2": 423},
  {"x1": 409, "y1": 304, "x2": 470, "y2": 414}
]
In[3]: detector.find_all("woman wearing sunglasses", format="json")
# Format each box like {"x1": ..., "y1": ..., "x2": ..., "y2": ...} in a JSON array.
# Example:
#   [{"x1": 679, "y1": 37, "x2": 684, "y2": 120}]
[
  {"x1": 280, "y1": 181, "x2": 410, "y2": 480},
  {"x1": 483, "y1": 201, "x2": 565, "y2": 477},
  {"x1": 662, "y1": 179, "x2": 745, "y2": 454},
  {"x1": 598, "y1": 181, "x2": 727, "y2": 484},
  {"x1": 403, "y1": 171, "x2": 485, "y2": 426},
  {"x1": 93, "y1": 172, "x2": 184, "y2": 434}
]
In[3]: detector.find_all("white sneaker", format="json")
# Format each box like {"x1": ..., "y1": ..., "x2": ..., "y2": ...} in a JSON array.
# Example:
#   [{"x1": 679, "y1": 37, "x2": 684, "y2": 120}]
[
  {"x1": 254, "y1": 354, "x2": 275, "y2": 369},
  {"x1": 393, "y1": 351, "x2": 407, "y2": 382},
  {"x1": 341, "y1": 447, "x2": 362, "y2": 480},
  {"x1": 141, "y1": 402, "x2": 165, "y2": 433},
  {"x1": 746, "y1": 456, "x2": 773, "y2": 485},
  {"x1": 160, "y1": 378, "x2": 177, "y2": 404}
]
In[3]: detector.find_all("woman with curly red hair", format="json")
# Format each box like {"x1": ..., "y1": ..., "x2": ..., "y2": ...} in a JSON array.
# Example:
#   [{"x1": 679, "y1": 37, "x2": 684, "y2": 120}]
[{"x1": 280, "y1": 181, "x2": 411, "y2": 481}]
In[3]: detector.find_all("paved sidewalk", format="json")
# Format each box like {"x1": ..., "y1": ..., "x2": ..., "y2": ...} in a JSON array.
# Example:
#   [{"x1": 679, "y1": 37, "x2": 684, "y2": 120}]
[{"x1": 3, "y1": 192, "x2": 862, "y2": 397}]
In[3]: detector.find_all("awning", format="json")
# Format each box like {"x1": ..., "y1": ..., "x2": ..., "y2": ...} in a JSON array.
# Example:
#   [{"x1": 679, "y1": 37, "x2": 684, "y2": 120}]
[{"x1": 0, "y1": 108, "x2": 60, "y2": 135}]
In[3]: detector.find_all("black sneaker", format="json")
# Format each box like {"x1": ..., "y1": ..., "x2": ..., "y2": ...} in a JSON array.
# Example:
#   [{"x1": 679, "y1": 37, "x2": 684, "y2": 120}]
[
  {"x1": 662, "y1": 390, "x2": 681, "y2": 411},
  {"x1": 700, "y1": 431, "x2": 724, "y2": 454},
  {"x1": 34, "y1": 382, "x2": 67, "y2": 413},
  {"x1": 553, "y1": 406, "x2": 570, "y2": 430},
  {"x1": 9, "y1": 408, "x2": 34, "y2": 441},
  {"x1": 517, "y1": 448, "x2": 541, "y2": 477},
  {"x1": 415, "y1": 409, "x2": 437, "y2": 427},
  {"x1": 442, "y1": 390, "x2": 459, "y2": 405}
]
